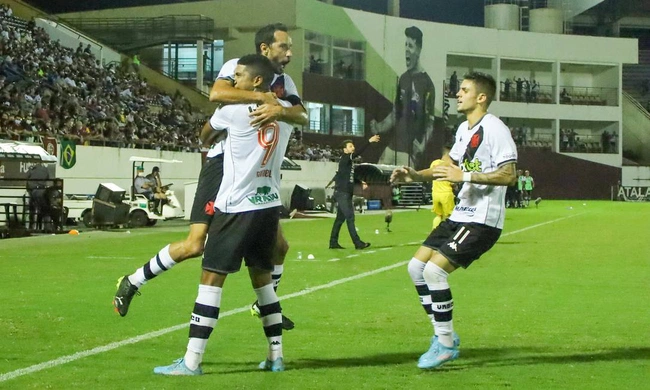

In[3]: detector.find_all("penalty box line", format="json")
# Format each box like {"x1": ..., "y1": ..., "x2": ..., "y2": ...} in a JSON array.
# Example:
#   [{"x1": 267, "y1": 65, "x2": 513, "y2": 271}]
[{"x1": 0, "y1": 213, "x2": 581, "y2": 383}]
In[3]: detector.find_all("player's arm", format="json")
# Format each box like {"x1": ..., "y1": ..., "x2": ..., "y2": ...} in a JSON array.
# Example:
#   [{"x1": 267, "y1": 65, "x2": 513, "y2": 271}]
[
  {"x1": 250, "y1": 101, "x2": 308, "y2": 127},
  {"x1": 199, "y1": 120, "x2": 227, "y2": 146},
  {"x1": 370, "y1": 110, "x2": 395, "y2": 135},
  {"x1": 209, "y1": 78, "x2": 278, "y2": 105},
  {"x1": 390, "y1": 166, "x2": 435, "y2": 184},
  {"x1": 432, "y1": 162, "x2": 517, "y2": 186}
]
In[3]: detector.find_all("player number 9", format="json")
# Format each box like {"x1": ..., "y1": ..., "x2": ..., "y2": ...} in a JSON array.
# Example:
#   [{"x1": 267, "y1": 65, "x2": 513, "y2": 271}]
[{"x1": 258, "y1": 122, "x2": 279, "y2": 167}]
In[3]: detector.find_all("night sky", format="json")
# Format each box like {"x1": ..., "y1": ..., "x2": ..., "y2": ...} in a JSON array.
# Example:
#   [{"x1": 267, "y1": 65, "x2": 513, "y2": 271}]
[{"x1": 25, "y1": 0, "x2": 485, "y2": 27}]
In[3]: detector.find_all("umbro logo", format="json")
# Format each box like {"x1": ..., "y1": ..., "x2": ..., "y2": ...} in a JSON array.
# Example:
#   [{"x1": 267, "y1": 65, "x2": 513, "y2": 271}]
[
  {"x1": 447, "y1": 242, "x2": 458, "y2": 251},
  {"x1": 271, "y1": 341, "x2": 281, "y2": 346}
]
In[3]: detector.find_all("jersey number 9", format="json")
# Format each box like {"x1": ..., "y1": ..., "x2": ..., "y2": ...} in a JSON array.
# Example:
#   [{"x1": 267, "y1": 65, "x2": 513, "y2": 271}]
[{"x1": 258, "y1": 122, "x2": 279, "y2": 167}]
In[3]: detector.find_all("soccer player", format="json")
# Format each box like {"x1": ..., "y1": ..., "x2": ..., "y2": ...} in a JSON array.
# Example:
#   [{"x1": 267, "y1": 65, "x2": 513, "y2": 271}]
[
  {"x1": 429, "y1": 144, "x2": 455, "y2": 230},
  {"x1": 391, "y1": 72, "x2": 517, "y2": 369},
  {"x1": 113, "y1": 23, "x2": 307, "y2": 330},
  {"x1": 154, "y1": 54, "x2": 293, "y2": 375},
  {"x1": 517, "y1": 169, "x2": 526, "y2": 207},
  {"x1": 328, "y1": 135, "x2": 380, "y2": 250},
  {"x1": 522, "y1": 169, "x2": 535, "y2": 207}
]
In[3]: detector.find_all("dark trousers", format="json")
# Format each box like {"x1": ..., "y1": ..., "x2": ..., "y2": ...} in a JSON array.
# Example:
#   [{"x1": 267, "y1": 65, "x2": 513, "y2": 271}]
[{"x1": 329, "y1": 191, "x2": 362, "y2": 246}]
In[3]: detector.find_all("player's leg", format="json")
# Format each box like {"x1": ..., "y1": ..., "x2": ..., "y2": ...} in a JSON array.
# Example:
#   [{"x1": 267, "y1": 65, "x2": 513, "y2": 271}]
[
  {"x1": 249, "y1": 267, "x2": 284, "y2": 372},
  {"x1": 251, "y1": 224, "x2": 295, "y2": 330},
  {"x1": 432, "y1": 197, "x2": 443, "y2": 230},
  {"x1": 407, "y1": 246, "x2": 436, "y2": 337},
  {"x1": 153, "y1": 269, "x2": 226, "y2": 376},
  {"x1": 113, "y1": 223, "x2": 209, "y2": 317},
  {"x1": 155, "y1": 210, "x2": 242, "y2": 375},
  {"x1": 418, "y1": 222, "x2": 501, "y2": 369},
  {"x1": 442, "y1": 192, "x2": 455, "y2": 222},
  {"x1": 114, "y1": 157, "x2": 221, "y2": 316},
  {"x1": 417, "y1": 251, "x2": 460, "y2": 370},
  {"x1": 243, "y1": 207, "x2": 284, "y2": 372}
]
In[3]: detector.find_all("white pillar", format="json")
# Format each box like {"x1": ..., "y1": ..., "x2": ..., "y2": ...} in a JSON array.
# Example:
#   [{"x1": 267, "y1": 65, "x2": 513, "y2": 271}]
[
  {"x1": 388, "y1": 0, "x2": 400, "y2": 17},
  {"x1": 196, "y1": 40, "x2": 204, "y2": 91}
]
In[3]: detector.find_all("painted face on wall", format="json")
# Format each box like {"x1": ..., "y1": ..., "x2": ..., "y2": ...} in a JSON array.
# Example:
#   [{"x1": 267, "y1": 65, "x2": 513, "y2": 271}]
[{"x1": 405, "y1": 37, "x2": 421, "y2": 71}]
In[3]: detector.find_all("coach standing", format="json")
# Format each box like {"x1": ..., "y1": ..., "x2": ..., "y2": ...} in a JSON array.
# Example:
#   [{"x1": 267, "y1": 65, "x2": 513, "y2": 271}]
[{"x1": 328, "y1": 134, "x2": 380, "y2": 250}]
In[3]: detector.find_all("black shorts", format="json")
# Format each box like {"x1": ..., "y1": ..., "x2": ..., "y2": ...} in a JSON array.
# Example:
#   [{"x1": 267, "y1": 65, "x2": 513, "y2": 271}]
[
  {"x1": 423, "y1": 220, "x2": 502, "y2": 269},
  {"x1": 189, "y1": 155, "x2": 224, "y2": 224},
  {"x1": 202, "y1": 206, "x2": 280, "y2": 274}
]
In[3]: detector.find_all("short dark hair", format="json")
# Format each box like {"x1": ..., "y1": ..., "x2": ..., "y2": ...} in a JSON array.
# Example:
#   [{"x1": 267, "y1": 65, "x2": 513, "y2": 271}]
[
  {"x1": 255, "y1": 23, "x2": 288, "y2": 54},
  {"x1": 464, "y1": 72, "x2": 497, "y2": 106},
  {"x1": 152, "y1": 166, "x2": 160, "y2": 173},
  {"x1": 404, "y1": 26, "x2": 423, "y2": 48},
  {"x1": 237, "y1": 54, "x2": 276, "y2": 89},
  {"x1": 341, "y1": 139, "x2": 353, "y2": 149}
]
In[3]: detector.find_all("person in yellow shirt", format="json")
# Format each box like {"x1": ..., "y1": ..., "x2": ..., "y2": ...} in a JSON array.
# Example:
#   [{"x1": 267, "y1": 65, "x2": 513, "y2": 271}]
[{"x1": 430, "y1": 145, "x2": 454, "y2": 230}]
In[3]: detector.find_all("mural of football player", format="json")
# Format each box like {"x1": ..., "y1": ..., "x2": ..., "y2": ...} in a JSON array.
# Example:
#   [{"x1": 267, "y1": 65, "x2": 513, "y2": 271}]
[{"x1": 371, "y1": 25, "x2": 437, "y2": 168}]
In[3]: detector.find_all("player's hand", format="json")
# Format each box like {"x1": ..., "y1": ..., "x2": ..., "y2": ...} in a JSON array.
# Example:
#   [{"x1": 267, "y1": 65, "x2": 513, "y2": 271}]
[
  {"x1": 250, "y1": 104, "x2": 283, "y2": 127},
  {"x1": 390, "y1": 166, "x2": 416, "y2": 183},
  {"x1": 432, "y1": 163, "x2": 464, "y2": 183},
  {"x1": 258, "y1": 91, "x2": 280, "y2": 106},
  {"x1": 369, "y1": 134, "x2": 380, "y2": 143}
]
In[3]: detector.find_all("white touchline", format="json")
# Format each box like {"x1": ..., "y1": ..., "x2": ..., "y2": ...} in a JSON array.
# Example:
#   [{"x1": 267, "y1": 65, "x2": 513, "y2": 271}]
[{"x1": 0, "y1": 213, "x2": 582, "y2": 383}]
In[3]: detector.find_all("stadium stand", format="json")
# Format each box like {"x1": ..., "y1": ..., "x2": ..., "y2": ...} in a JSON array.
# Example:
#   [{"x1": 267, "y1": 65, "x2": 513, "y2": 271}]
[{"x1": 0, "y1": 4, "x2": 205, "y2": 151}]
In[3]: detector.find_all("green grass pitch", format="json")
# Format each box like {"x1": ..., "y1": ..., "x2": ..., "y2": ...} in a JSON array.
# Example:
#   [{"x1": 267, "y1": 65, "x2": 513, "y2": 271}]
[{"x1": 1, "y1": 200, "x2": 648, "y2": 389}]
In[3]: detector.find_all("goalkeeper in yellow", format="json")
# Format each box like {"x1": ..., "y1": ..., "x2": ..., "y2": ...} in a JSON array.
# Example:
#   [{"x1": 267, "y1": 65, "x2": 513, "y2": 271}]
[{"x1": 430, "y1": 145, "x2": 455, "y2": 230}]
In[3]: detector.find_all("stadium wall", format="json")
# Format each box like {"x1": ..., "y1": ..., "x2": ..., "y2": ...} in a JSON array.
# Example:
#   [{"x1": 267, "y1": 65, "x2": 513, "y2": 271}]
[{"x1": 53, "y1": 146, "x2": 337, "y2": 209}]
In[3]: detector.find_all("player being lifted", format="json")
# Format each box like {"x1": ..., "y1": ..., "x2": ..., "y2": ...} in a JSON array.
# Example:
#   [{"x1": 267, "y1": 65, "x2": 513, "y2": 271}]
[
  {"x1": 154, "y1": 54, "x2": 294, "y2": 375},
  {"x1": 113, "y1": 24, "x2": 307, "y2": 331}
]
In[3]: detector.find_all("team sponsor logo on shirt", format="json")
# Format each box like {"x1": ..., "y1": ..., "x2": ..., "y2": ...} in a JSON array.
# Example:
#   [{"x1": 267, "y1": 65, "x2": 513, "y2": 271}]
[
  {"x1": 454, "y1": 205, "x2": 476, "y2": 217},
  {"x1": 247, "y1": 186, "x2": 279, "y2": 205},
  {"x1": 461, "y1": 158, "x2": 482, "y2": 173}
]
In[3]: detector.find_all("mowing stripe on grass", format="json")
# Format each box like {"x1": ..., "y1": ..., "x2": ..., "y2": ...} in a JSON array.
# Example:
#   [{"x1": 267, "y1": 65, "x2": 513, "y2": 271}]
[
  {"x1": 0, "y1": 213, "x2": 581, "y2": 383},
  {"x1": 0, "y1": 262, "x2": 407, "y2": 383}
]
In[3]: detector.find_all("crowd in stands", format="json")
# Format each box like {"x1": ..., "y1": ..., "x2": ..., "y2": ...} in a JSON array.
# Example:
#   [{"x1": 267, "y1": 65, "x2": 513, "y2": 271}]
[
  {"x1": 0, "y1": 4, "x2": 204, "y2": 151},
  {"x1": 285, "y1": 131, "x2": 343, "y2": 162},
  {"x1": 559, "y1": 128, "x2": 617, "y2": 154}
]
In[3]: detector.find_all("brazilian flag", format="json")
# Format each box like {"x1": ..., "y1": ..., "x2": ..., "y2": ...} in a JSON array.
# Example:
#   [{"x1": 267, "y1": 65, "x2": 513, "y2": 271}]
[{"x1": 60, "y1": 140, "x2": 76, "y2": 169}]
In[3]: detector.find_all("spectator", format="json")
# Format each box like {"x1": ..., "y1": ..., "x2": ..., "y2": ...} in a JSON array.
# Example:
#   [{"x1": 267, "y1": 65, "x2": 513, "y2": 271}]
[
  {"x1": 449, "y1": 71, "x2": 458, "y2": 97},
  {"x1": 560, "y1": 88, "x2": 571, "y2": 104}
]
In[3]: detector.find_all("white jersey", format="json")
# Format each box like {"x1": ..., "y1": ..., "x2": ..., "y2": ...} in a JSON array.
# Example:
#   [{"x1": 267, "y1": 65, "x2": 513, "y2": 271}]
[
  {"x1": 449, "y1": 113, "x2": 517, "y2": 229},
  {"x1": 217, "y1": 58, "x2": 301, "y2": 103},
  {"x1": 206, "y1": 109, "x2": 225, "y2": 158},
  {"x1": 211, "y1": 101, "x2": 293, "y2": 213}
]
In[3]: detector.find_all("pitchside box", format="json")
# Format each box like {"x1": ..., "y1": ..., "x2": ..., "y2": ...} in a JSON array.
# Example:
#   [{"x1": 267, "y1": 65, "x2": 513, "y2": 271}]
[{"x1": 92, "y1": 183, "x2": 129, "y2": 227}]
